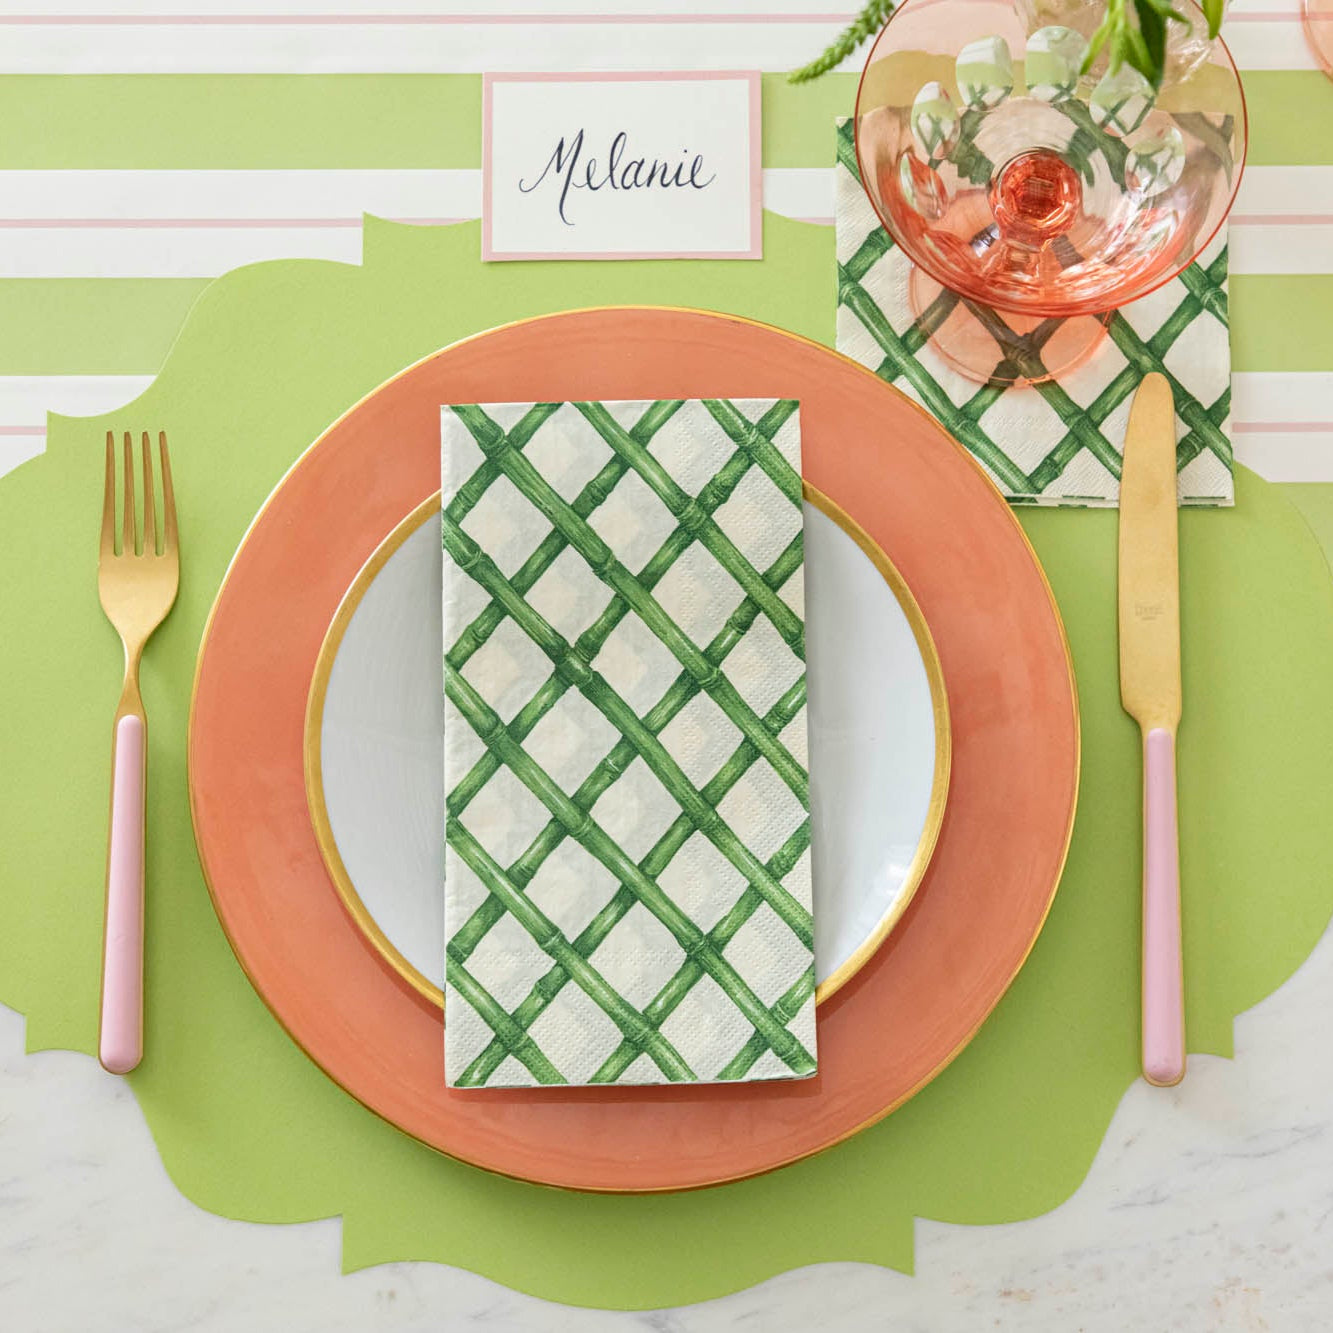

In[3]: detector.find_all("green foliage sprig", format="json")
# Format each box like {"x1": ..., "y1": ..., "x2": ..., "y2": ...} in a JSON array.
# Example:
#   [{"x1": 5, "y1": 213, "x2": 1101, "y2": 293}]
[
  {"x1": 788, "y1": 0, "x2": 897, "y2": 84},
  {"x1": 1084, "y1": 0, "x2": 1223, "y2": 86},
  {"x1": 788, "y1": 0, "x2": 1225, "y2": 90}
]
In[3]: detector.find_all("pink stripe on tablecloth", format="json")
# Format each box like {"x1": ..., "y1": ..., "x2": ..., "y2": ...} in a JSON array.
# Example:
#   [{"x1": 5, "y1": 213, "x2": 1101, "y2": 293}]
[
  {"x1": 0, "y1": 11, "x2": 860, "y2": 25},
  {"x1": 6, "y1": 418, "x2": 1322, "y2": 438},
  {"x1": 0, "y1": 213, "x2": 1311, "y2": 229},
  {"x1": 0, "y1": 217, "x2": 467, "y2": 228},
  {"x1": 0, "y1": 425, "x2": 1316, "y2": 451},
  {"x1": 0, "y1": 214, "x2": 1323, "y2": 229},
  {"x1": 1230, "y1": 215, "x2": 1333, "y2": 225},
  {"x1": 1233, "y1": 421, "x2": 1333, "y2": 432},
  {"x1": 0, "y1": 8, "x2": 1311, "y2": 21}
]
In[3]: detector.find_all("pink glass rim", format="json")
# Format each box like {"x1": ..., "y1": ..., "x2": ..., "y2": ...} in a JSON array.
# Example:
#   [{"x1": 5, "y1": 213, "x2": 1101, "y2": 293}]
[
  {"x1": 852, "y1": 0, "x2": 1250, "y2": 317},
  {"x1": 1303, "y1": 0, "x2": 1333, "y2": 80}
]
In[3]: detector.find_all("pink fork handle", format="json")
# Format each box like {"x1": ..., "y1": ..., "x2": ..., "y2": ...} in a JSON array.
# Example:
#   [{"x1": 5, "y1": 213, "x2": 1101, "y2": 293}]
[
  {"x1": 1142, "y1": 727, "x2": 1184, "y2": 1086},
  {"x1": 100, "y1": 714, "x2": 145, "y2": 1075}
]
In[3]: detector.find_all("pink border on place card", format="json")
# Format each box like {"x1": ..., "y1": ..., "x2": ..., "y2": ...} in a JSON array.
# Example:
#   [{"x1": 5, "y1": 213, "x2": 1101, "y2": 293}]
[{"x1": 481, "y1": 70, "x2": 763, "y2": 262}]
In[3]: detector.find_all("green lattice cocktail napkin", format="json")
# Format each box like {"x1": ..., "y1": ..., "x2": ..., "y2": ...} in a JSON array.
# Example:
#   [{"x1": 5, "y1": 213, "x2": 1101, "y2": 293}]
[
  {"x1": 835, "y1": 119, "x2": 1233, "y2": 506},
  {"x1": 440, "y1": 399, "x2": 817, "y2": 1088}
]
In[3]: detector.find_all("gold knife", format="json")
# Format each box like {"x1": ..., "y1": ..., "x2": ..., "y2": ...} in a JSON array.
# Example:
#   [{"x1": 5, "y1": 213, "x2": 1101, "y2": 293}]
[{"x1": 1118, "y1": 372, "x2": 1184, "y2": 1087}]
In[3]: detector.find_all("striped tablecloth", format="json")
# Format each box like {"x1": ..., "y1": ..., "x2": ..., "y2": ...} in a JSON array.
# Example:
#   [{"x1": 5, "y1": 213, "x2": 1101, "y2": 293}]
[
  {"x1": 2, "y1": 9, "x2": 1332, "y2": 1324},
  {"x1": 0, "y1": 1, "x2": 1328, "y2": 490}
]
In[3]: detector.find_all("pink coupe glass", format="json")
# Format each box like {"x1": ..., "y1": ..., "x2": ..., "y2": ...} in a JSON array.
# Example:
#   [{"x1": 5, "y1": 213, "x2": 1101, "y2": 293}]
[{"x1": 854, "y1": 0, "x2": 1247, "y2": 385}]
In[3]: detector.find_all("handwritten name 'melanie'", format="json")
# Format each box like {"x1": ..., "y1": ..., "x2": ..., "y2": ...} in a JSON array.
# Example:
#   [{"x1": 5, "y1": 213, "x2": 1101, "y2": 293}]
[{"x1": 518, "y1": 130, "x2": 716, "y2": 225}]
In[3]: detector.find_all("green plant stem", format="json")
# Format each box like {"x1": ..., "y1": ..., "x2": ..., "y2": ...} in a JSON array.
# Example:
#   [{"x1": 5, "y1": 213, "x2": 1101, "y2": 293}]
[
  {"x1": 788, "y1": 0, "x2": 896, "y2": 85},
  {"x1": 791, "y1": 0, "x2": 1223, "y2": 92}
]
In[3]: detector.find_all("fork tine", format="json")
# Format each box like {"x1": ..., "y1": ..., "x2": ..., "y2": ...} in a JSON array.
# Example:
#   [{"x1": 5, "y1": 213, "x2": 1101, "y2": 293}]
[
  {"x1": 141, "y1": 432, "x2": 156, "y2": 556},
  {"x1": 121, "y1": 431, "x2": 136, "y2": 556},
  {"x1": 159, "y1": 432, "x2": 178, "y2": 553},
  {"x1": 101, "y1": 431, "x2": 116, "y2": 556}
]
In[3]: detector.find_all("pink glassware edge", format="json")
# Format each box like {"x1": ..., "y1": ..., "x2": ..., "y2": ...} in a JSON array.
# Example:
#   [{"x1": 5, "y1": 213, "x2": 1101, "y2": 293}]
[{"x1": 852, "y1": 0, "x2": 1251, "y2": 318}]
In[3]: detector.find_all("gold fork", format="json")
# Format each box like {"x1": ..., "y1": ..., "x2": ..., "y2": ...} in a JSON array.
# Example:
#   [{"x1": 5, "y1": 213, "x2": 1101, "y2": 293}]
[{"x1": 98, "y1": 430, "x2": 179, "y2": 1074}]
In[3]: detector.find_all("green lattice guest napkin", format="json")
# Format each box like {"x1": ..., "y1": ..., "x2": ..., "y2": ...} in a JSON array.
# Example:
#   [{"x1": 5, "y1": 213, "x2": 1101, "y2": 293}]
[
  {"x1": 835, "y1": 119, "x2": 1233, "y2": 506},
  {"x1": 440, "y1": 399, "x2": 817, "y2": 1088}
]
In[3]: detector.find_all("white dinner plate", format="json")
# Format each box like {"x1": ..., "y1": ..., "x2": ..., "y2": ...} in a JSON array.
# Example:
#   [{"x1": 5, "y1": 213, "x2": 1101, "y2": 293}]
[{"x1": 306, "y1": 489, "x2": 949, "y2": 1007}]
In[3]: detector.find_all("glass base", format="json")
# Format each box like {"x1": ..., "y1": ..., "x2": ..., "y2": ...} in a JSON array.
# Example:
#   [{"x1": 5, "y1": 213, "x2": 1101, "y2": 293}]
[{"x1": 909, "y1": 266, "x2": 1111, "y2": 389}]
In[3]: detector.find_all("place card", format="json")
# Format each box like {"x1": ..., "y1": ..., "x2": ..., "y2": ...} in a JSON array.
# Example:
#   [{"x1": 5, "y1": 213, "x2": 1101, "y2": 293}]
[{"x1": 482, "y1": 72, "x2": 762, "y2": 262}]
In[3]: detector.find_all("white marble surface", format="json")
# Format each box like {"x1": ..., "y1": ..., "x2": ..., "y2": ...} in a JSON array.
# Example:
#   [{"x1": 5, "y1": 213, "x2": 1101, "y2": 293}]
[{"x1": 3, "y1": 911, "x2": 1333, "y2": 1331}]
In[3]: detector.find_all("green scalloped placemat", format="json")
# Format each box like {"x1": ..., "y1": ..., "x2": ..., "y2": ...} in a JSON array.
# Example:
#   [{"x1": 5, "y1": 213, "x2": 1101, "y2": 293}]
[{"x1": 1, "y1": 215, "x2": 1332, "y2": 1310}]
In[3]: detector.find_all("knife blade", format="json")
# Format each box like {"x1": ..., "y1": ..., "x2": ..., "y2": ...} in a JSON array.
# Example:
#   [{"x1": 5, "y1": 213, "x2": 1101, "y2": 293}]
[{"x1": 1118, "y1": 372, "x2": 1184, "y2": 1087}]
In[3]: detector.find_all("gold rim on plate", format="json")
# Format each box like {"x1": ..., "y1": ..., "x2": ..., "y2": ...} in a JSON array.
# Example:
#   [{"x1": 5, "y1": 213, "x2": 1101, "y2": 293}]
[{"x1": 303, "y1": 482, "x2": 952, "y2": 1013}]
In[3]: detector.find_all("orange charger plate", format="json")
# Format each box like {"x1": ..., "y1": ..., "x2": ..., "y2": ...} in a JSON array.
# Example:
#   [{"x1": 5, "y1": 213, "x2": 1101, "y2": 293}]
[{"x1": 188, "y1": 307, "x2": 1079, "y2": 1192}]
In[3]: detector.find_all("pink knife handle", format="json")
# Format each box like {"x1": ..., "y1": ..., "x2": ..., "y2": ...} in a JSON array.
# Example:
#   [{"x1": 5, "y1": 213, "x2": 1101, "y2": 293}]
[
  {"x1": 100, "y1": 714, "x2": 145, "y2": 1075},
  {"x1": 1142, "y1": 727, "x2": 1184, "y2": 1086}
]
